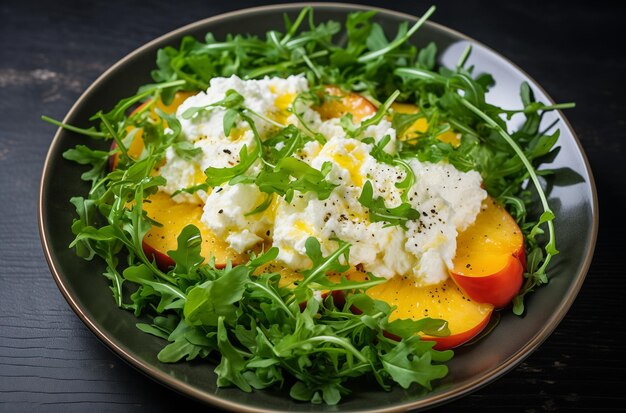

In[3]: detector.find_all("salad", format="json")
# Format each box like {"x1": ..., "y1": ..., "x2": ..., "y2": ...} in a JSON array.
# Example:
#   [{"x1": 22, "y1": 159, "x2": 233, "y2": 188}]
[{"x1": 43, "y1": 5, "x2": 573, "y2": 405}]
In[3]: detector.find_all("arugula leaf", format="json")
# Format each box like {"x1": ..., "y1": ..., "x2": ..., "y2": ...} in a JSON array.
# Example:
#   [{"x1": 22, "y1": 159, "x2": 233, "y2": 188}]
[
  {"x1": 136, "y1": 323, "x2": 171, "y2": 340},
  {"x1": 385, "y1": 318, "x2": 450, "y2": 339},
  {"x1": 167, "y1": 224, "x2": 205, "y2": 276},
  {"x1": 183, "y1": 265, "x2": 251, "y2": 326},
  {"x1": 358, "y1": 6, "x2": 436, "y2": 63},
  {"x1": 244, "y1": 193, "x2": 274, "y2": 216},
  {"x1": 363, "y1": 134, "x2": 393, "y2": 163},
  {"x1": 136, "y1": 315, "x2": 178, "y2": 340},
  {"x1": 263, "y1": 124, "x2": 308, "y2": 163},
  {"x1": 392, "y1": 112, "x2": 422, "y2": 137},
  {"x1": 68, "y1": 196, "x2": 100, "y2": 260},
  {"x1": 358, "y1": 181, "x2": 420, "y2": 229},
  {"x1": 341, "y1": 90, "x2": 400, "y2": 139},
  {"x1": 255, "y1": 157, "x2": 337, "y2": 202},
  {"x1": 296, "y1": 237, "x2": 350, "y2": 289},
  {"x1": 215, "y1": 316, "x2": 253, "y2": 392},
  {"x1": 62, "y1": 145, "x2": 111, "y2": 185},
  {"x1": 204, "y1": 144, "x2": 259, "y2": 187},
  {"x1": 123, "y1": 264, "x2": 186, "y2": 312},
  {"x1": 380, "y1": 336, "x2": 450, "y2": 390},
  {"x1": 181, "y1": 88, "x2": 245, "y2": 120},
  {"x1": 157, "y1": 319, "x2": 213, "y2": 363}
]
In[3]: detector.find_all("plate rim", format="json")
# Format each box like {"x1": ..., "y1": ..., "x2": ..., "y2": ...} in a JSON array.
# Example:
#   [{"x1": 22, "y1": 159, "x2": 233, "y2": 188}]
[{"x1": 38, "y1": 3, "x2": 599, "y2": 412}]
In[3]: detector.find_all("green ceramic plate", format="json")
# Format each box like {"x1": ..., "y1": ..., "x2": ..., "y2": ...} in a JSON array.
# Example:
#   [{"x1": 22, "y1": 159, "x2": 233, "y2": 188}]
[{"x1": 39, "y1": 3, "x2": 598, "y2": 412}]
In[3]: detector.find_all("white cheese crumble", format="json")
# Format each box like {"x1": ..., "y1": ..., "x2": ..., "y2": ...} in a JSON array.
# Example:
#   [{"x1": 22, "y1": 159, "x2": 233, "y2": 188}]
[{"x1": 157, "y1": 75, "x2": 487, "y2": 286}]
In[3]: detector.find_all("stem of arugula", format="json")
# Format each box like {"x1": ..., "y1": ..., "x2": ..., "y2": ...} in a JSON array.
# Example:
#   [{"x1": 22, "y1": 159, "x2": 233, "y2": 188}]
[
  {"x1": 459, "y1": 98, "x2": 558, "y2": 287},
  {"x1": 297, "y1": 242, "x2": 351, "y2": 290},
  {"x1": 357, "y1": 5, "x2": 437, "y2": 63},
  {"x1": 40, "y1": 116, "x2": 106, "y2": 138}
]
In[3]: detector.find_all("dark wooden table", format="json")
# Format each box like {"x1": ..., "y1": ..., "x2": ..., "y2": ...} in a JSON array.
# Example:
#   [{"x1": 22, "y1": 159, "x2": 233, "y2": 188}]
[{"x1": 1, "y1": 0, "x2": 624, "y2": 411}]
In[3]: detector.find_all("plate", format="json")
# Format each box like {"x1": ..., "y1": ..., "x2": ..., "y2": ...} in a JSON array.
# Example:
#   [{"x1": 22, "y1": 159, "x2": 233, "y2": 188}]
[{"x1": 38, "y1": 3, "x2": 598, "y2": 412}]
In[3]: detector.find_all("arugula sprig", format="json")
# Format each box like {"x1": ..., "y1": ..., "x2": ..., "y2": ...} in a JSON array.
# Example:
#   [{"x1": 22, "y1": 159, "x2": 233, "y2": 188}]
[
  {"x1": 340, "y1": 90, "x2": 401, "y2": 139},
  {"x1": 289, "y1": 90, "x2": 328, "y2": 143},
  {"x1": 182, "y1": 88, "x2": 286, "y2": 135},
  {"x1": 204, "y1": 144, "x2": 260, "y2": 187},
  {"x1": 233, "y1": 157, "x2": 337, "y2": 203},
  {"x1": 263, "y1": 124, "x2": 308, "y2": 162},
  {"x1": 362, "y1": 135, "x2": 416, "y2": 203},
  {"x1": 358, "y1": 180, "x2": 420, "y2": 229}
]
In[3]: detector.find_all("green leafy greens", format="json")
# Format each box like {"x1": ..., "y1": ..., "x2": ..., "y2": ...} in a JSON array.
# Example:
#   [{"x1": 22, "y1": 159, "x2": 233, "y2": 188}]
[
  {"x1": 42, "y1": 4, "x2": 574, "y2": 404},
  {"x1": 136, "y1": 229, "x2": 453, "y2": 404},
  {"x1": 358, "y1": 180, "x2": 420, "y2": 229}
]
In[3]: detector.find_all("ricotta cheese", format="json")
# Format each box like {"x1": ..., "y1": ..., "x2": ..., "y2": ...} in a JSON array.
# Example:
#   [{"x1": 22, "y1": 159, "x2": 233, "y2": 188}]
[{"x1": 157, "y1": 75, "x2": 487, "y2": 286}]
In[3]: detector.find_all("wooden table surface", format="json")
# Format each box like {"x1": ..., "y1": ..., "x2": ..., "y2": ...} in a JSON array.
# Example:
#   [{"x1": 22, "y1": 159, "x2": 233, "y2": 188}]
[{"x1": 1, "y1": 0, "x2": 624, "y2": 411}]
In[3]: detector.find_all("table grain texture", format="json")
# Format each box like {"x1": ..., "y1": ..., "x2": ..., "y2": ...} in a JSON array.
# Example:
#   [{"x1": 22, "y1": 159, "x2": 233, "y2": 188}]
[{"x1": 1, "y1": 0, "x2": 624, "y2": 412}]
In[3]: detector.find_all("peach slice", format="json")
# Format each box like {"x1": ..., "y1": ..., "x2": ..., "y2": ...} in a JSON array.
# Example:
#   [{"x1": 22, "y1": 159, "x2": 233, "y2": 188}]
[
  {"x1": 347, "y1": 271, "x2": 493, "y2": 350},
  {"x1": 451, "y1": 197, "x2": 526, "y2": 308},
  {"x1": 142, "y1": 192, "x2": 247, "y2": 270},
  {"x1": 391, "y1": 102, "x2": 460, "y2": 146},
  {"x1": 314, "y1": 85, "x2": 377, "y2": 123}
]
